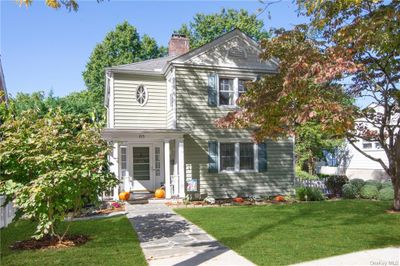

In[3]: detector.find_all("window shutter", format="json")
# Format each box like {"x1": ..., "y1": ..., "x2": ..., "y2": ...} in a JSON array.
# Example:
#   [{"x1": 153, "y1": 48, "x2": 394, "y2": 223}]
[
  {"x1": 208, "y1": 73, "x2": 217, "y2": 107},
  {"x1": 208, "y1": 140, "x2": 218, "y2": 173},
  {"x1": 258, "y1": 143, "x2": 267, "y2": 172}
]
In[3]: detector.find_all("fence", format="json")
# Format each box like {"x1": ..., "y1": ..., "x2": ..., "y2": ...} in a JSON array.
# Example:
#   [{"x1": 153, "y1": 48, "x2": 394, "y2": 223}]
[
  {"x1": 294, "y1": 178, "x2": 330, "y2": 195},
  {"x1": 0, "y1": 195, "x2": 16, "y2": 229}
]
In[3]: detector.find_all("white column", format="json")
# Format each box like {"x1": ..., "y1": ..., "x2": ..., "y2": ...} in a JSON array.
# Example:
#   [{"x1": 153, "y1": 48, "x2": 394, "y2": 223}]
[
  {"x1": 110, "y1": 142, "x2": 120, "y2": 200},
  {"x1": 177, "y1": 138, "x2": 185, "y2": 198},
  {"x1": 164, "y1": 140, "x2": 171, "y2": 199}
]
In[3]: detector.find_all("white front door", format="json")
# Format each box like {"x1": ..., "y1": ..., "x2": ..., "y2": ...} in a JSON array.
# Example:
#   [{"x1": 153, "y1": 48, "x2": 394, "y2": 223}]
[{"x1": 131, "y1": 145, "x2": 155, "y2": 191}]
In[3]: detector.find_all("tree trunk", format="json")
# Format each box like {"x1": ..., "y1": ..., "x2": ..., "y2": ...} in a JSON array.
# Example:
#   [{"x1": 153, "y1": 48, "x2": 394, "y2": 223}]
[{"x1": 393, "y1": 171, "x2": 400, "y2": 211}]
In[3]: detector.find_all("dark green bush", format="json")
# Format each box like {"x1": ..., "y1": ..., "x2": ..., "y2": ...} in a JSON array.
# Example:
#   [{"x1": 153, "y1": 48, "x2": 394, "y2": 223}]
[
  {"x1": 360, "y1": 185, "x2": 379, "y2": 199},
  {"x1": 349, "y1": 179, "x2": 365, "y2": 192},
  {"x1": 342, "y1": 184, "x2": 358, "y2": 199},
  {"x1": 378, "y1": 187, "x2": 394, "y2": 201},
  {"x1": 326, "y1": 175, "x2": 348, "y2": 196},
  {"x1": 365, "y1": 180, "x2": 382, "y2": 190},
  {"x1": 381, "y1": 181, "x2": 393, "y2": 189},
  {"x1": 296, "y1": 187, "x2": 325, "y2": 201}
]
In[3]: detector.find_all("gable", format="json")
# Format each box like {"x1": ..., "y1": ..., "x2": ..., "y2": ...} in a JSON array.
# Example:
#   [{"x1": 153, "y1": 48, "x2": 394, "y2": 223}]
[{"x1": 172, "y1": 30, "x2": 277, "y2": 72}]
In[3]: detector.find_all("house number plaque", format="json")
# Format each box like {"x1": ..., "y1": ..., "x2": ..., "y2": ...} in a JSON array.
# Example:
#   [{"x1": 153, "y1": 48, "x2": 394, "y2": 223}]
[{"x1": 139, "y1": 135, "x2": 145, "y2": 139}]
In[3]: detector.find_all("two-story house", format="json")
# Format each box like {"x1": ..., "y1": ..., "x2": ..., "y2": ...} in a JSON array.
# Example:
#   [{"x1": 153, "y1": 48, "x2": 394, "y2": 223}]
[{"x1": 102, "y1": 29, "x2": 295, "y2": 200}]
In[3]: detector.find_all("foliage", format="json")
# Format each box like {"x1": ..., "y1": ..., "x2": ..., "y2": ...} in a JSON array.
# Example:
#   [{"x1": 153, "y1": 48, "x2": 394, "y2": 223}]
[
  {"x1": 378, "y1": 187, "x2": 395, "y2": 201},
  {"x1": 218, "y1": 0, "x2": 400, "y2": 210},
  {"x1": 295, "y1": 122, "x2": 343, "y2": 174},
  {"x1": 295, "y1": 167, "x2": 318, "y2": 180},
  {"x1": 326, "y1": 175, "x2": 348, "y2": 196},
  {"x1": 0, "y1": 109, "x2": 117, "y2": 240},
  {"x1": 365, "y1": 180, "x2": 383, "y2": 190},
  {"x1": 1, "y1": 216, "x2": 147, "y2": 265},
  {"x1": 360, "y1": 185, "x2": 379, "y2": 199},
  {"x1": 176, "y1": 201, "x2": 400, "y2": 265},
  {"x1": 17, "y1": 0, "x2": 80, "y2": 11},
  {"x1": 83, "y1": 21, "x2": 167, "y2": 112},
  {"x1": 175, "y1": 8, "x2": 269, "y2": 49},
  {"x1": 381, "y1": 181, "x2": 393, "y2": 189},
  {"x1": 296, "y1": 187, "x2": 325, "y2": 201},
  {"x1": 349, "y1": 178, "x2": 366, "y2": 193},
  {"x1": 342, "y1": 184, "x2": 358, "y2": 199}
]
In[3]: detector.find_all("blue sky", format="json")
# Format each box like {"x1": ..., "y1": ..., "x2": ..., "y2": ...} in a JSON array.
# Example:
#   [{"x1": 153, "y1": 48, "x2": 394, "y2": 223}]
[{"x1": 1, "y1": 0, "x2": 306, "y2": 97}]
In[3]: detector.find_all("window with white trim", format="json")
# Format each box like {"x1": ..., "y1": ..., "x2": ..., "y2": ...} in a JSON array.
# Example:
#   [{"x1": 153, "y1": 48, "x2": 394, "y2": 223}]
[
  {"x1": 120, "y1": 146, "x2": 127, "y2": 177},
  {"x1": 218, "y1": 77, "x2": 250, "y2": 106},
  {"x1": 136, "y1": 85, "x2": 148, "y2": 106},
  {"x1": 155, "y1": 147, "x2": 161, "y2": 177},
  {"x1": 219, "y1": 142, "x2": 257, "y2": 172},
  {"x1": 219, "y1": 78, "x2": 234, "y2": 106}
]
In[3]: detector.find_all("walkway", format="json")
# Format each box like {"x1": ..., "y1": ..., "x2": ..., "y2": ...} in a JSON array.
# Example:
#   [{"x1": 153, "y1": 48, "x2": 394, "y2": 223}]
[
  {"x1": 126, "y1": 203, "x2": 255, "y2": 266},
  {"x1": 292, "y1": 247, "x2": 400, "y2": 266}
]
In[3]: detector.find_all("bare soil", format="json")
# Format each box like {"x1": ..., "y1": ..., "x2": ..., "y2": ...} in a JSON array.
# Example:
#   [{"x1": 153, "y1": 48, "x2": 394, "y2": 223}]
[{"x1": 10, "y1": 235, "x2": 89, "y2": 250}]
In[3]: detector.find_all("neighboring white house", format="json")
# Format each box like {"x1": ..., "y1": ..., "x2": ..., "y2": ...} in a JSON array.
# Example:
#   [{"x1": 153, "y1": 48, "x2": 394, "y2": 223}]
[
  {"x1": 102, "y1": 29, "x2": 295, "y2": 200},
  {"x1": 319, "y1": 106, "x2": 392, "y2": 181}
]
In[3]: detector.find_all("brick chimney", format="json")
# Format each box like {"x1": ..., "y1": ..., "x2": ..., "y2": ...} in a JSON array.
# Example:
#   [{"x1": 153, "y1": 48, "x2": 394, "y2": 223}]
[{"x1": 168, "y1": 34, "x2": 189, "y2": 56}]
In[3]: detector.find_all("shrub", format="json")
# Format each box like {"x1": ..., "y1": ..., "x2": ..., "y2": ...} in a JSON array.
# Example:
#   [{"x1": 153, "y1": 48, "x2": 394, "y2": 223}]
[
  {"x1": 365, "y1": 180, "x2": 382, "y2": 190},
  {"x1": 349, "y1": 179, "x2": 365, "y2": 192},
  {"x1": 360, "y1": 185, "x2": 379, "y2": 199},
  {"x1": 378, "y1": 187, "x2": 394, "y2": 201},
  {"x1": 381, "y1": 181, "x2": 393, "y2": 189},
  {"x1": 296, "y1": 169, "x2": 319, "y2": 180},
  {"x1": 342, "y1": 184, "x2": 358, "y2": 199},
  {"x1": 326, "y1": 175, "x2": 348, "y2": 196},
  {"x1": 296, "y1": 187, "x2": 325, "y2": 201}
]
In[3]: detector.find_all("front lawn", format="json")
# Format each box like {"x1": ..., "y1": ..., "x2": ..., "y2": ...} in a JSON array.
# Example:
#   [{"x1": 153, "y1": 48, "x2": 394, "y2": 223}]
[
  {"x1": 0, "y1": 215, "x2": 147, "y2": 266},
  {"x1": 175, "y1": 200, "x2": 400, "y2": 265}
]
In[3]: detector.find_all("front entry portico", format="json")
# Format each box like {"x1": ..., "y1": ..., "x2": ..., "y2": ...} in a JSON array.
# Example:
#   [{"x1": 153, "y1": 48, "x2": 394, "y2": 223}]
[{"x1": 102, "y1": 129, "x2": 186, "y2": 200}]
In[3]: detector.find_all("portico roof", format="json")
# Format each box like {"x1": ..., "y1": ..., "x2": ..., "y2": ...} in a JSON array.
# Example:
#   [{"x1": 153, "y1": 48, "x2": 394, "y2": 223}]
[{"x1": 101, "y1": 128, "x2": 187, "y2": 141}]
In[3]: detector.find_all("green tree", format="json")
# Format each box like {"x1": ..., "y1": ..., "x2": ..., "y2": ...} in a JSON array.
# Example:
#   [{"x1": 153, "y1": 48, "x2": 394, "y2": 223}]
[
  {"x1": 83, "y1": 21, "x2": 166, "y2": 112},
  {"x1": 176, "y1": 8, "x2": 269, "y2": 49},
  {"x1": 0, "y1": 109, "x2": 117, "y2": 240},
  {"x1": 296, "y1": 122, "x2": 343, "y2": 175},
  {"x1": 218, "y1": 0, "x2": 400, "y2": 210}
]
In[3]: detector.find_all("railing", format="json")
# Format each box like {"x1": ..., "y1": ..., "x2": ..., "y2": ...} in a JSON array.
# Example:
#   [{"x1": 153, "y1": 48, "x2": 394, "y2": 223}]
[
  {"x1": 294, "y1": 178, "x2": 330, "y2": 195},
  {"x1": 170, "y1": 175, "x2": 180, "y2": 197},
  {"x1": 0, "y1": 195, "x2": 16, "y2": 229}
]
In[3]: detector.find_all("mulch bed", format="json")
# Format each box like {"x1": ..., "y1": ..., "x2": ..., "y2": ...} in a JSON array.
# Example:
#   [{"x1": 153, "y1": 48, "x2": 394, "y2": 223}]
[
  {"x1": 10, "y1": 235, "x2": 89, "y2": 250},
  {"x1": 95, "y1": 206, "x2": 125, "y2": 215}
]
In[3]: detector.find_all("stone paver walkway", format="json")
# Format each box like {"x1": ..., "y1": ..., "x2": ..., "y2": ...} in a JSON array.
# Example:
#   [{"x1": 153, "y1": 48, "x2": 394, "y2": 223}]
[{"x1": 126, "y1": 203, "x2": 255, "y2": 266}]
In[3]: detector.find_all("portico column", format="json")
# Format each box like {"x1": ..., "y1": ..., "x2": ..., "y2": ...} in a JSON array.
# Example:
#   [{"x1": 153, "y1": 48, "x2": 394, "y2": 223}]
[
  {"x1": 177, "y1": 138, "x2": 185, "y2": 198},
  {"x1": 164, "y1": 140, "x2": 171, "y2": 199},
  {"x1": 111, "y1": 142, "x2": 120, "y2": 200}
]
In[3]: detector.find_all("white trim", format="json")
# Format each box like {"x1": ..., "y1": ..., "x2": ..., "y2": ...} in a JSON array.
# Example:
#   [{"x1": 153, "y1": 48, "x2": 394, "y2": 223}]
[
  {"x1": 164, "y1": 140, "x2": 171, "y2": 199},
  {"x1": 136, "y1": 85, "x2": 149, "y2": 106},
  {"x1": 177, "y1": 139, "x2": 185, "y2": 198},
  {"x1": 109, "y1": 73, "x2": 114, "y2": 128},
  {"x1": 218, "y1": 141, "x2": 258, "y2": 173}
]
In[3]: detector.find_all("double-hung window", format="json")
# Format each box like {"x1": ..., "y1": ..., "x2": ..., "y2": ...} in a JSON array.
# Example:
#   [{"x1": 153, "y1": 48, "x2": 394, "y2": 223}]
[
  {"x1": 220, "y1": 143, "x2": 235, "y2": 171},
  {"x1": 219, "y1": 78, "x2": 234, "y2": 106},
  {"x1": 219, "y1": 142, "x2": 256, "y2": 172},
  {"x1": 218, "y1": 77, "x2": 250, "y2": 106}
]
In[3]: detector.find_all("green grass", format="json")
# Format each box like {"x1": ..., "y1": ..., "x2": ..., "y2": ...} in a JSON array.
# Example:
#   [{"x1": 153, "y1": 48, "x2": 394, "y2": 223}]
[
  {"x1": 175, "y1": 200, "x2": 400, "y2": 265},
  {"x1": 1, "y1": 215, "x2": 147, "y2": 266}
]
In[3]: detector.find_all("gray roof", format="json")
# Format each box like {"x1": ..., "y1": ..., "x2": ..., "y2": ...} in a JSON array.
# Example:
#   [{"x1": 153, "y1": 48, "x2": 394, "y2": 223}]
[{"x1": 107, "y1": 55, "x2": 178, "y2": 73}]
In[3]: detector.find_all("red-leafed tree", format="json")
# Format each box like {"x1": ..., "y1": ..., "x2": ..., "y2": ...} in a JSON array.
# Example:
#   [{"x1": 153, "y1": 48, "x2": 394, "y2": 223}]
[{"x1": 217, "y1": 0, "x2": 400, "y2": 210}]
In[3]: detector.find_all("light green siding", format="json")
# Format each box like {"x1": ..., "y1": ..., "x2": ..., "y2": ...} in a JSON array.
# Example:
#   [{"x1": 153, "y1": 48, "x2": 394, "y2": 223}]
[
  {"x1": 175, "y1": 67, "x2": 294, "y2": 198},
  {"x1": 113, "y1": 73, "x2": 167, "y2": 129}
]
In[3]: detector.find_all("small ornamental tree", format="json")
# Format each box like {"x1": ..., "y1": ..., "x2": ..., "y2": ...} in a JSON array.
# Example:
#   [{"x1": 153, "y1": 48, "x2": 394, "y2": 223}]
[
  {"x1": 218, "y1": 0, "x2": 400, "y2": 210},
  {"x1": 0, "y1": 109, "x2": 117, "y2": 240}
]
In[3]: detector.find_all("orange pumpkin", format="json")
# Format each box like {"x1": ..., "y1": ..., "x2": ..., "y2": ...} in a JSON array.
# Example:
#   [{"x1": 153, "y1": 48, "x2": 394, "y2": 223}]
[
  {"x1": 119, "y1": 192, "x2": 130, "y2": 201},
  {"x1": 233, "y1": 197, "x2": 244, "y2": 203},
  {"x1": 155, "y1": 188, "x2": 165, "y2": 199},
  {"x1": 274, "y1": 195, "x2": 285, "y2": 202}
]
